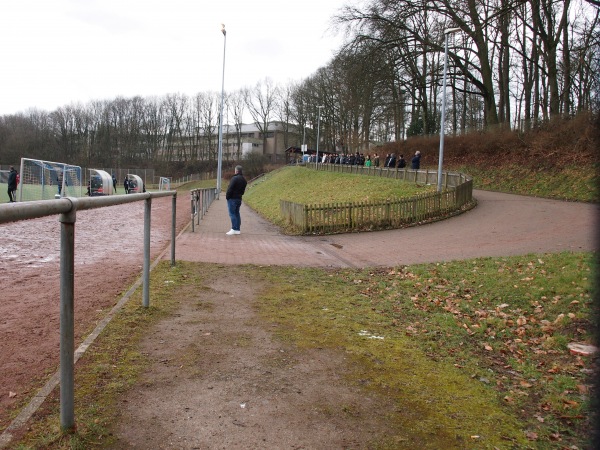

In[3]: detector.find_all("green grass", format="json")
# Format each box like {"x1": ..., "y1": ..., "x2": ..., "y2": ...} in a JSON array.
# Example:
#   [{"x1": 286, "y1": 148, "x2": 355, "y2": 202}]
[
  {"x1": 244, "y1": 166, "x2": 436, "y2": 226},
  {"x1": 5, "y1": 182, "x2": 86, "y2": 202},
  {"x1": 254, "y1": 252, "x2": 596, "y2": 449},
  {"x1": 451, "y1": 164, "x2": 598, "y2": 202}
]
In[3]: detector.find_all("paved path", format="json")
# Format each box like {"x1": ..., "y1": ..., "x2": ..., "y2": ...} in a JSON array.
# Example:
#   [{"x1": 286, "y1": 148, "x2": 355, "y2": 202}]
[{"x1": 172, "y1": 190, "x2": 598, "y2": 268}]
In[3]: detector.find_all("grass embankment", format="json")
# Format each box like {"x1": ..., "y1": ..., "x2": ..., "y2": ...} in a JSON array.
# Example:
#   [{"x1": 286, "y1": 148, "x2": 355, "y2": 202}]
[
  {"x1": 14, "y1": 254, "x2": 595, "y2": 449},
  {"x1": 381, "y1": 112, "x2": 598, "y2": 203},
  {"x1": 243, "y1": 166, "x2": 435, "y2": 228},
  {"x1": 451, "y1": 164, "x2": 597, "y2": 202}
]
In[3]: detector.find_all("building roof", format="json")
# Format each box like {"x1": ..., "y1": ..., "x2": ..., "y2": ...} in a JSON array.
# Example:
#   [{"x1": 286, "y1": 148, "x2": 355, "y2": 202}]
[{"x1": 218, "y1": 120, "x2": 297, "y2": 134}]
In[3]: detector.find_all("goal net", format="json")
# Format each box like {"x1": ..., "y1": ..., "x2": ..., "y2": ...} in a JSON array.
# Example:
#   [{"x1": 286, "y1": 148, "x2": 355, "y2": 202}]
[
  {"x1": 0, "y1": 170, "x2": 9, "y2": 202},
  {"x1": 18, "y1": 158, "x2": 83, "y2": 202},
  {"x1": 158, "y1": 177, "x2": 171, "y2": 191}
]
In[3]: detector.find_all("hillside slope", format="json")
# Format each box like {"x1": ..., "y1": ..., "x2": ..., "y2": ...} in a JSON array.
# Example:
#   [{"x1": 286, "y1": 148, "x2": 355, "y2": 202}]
[{"x1": 380, "y1": 112, "x2": 598, "y2": 202}]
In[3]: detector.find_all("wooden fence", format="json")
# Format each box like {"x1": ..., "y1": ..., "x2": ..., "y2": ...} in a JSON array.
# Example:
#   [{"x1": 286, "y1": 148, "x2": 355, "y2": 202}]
[{"x1": 280, "y1": 165, "x2": 474, "y2": 234}]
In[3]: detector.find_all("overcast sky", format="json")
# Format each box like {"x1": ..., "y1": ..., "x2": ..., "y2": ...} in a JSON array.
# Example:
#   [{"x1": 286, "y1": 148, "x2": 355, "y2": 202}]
[{"x1": 0, "y1": 0, "x2": 350, "y2": 116}]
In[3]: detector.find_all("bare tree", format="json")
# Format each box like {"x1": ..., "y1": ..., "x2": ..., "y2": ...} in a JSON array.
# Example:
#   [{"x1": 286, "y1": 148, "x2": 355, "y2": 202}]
[
  {"x1": 195, "y1": 92, "x2": 219, "y2": 162},
  {"x1": 228, "y1": 90, "x2": 246, "y2": 160},
  {"x1": 244, "y1": 78, "x2": 279, "y2": 159},
  {"x1": 530, "y1": 0, "x2": 571, "y2": 117},
  {"x1": 275, "y1": 84, "x2": 296, "y2": 151}
]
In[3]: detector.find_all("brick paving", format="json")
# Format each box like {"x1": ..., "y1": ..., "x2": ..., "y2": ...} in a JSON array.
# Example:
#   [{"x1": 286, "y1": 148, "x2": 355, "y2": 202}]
[{"x1": 172, "y1": 190, "x2": 598, "y2": 268}]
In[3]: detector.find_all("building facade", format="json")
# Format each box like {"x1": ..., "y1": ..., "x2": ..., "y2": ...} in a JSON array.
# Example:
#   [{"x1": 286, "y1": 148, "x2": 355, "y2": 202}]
[{"x1": 218, "y1": 121, "x2": 303, "y2": 163}]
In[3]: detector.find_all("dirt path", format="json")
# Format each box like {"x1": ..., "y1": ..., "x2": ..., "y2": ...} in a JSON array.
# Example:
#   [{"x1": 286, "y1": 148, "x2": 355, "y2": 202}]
[{"x1": 111, "y1": 272, "x2": 399, "y2": 449}]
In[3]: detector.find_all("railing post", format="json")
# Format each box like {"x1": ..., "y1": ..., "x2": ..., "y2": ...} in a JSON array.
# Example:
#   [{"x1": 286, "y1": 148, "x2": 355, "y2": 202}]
[
  {"x1": 59, "y1": 207, "x2": 76, "y2": 432},
  {"x1": 190, "y1": 191, "x2": 195, "y2": 233},
  {"x1": 171, "y1": 193, "x2": 176, "y2": 265},
  {"x1": 200, "y1": 190, "x2": 204, "y2": 223},
  {"x1": 143, "y1": 196, "x2": 152, "y2": 308}
]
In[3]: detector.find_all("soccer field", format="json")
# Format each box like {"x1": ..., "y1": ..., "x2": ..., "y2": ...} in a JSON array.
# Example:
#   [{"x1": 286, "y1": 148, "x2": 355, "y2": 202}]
[{"x1": 17, "y1": 182, "x2": 84, "y2": 201}]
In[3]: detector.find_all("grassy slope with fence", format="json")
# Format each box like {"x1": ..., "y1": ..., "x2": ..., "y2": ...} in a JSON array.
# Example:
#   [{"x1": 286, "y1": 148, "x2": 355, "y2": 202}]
[{"x1": 244, "y1": 166, "x2": 438, "y2": 232}]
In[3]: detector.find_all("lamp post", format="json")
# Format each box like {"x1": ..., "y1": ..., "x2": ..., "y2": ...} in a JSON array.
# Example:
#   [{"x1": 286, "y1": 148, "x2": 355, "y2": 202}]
[
  {"x1": 437, "y1": 27, "x2": 460, "y2": 193},
  {"x1": 216, "y1": 24, "x2": 226, "y2": 198},
  {"x1": 316, "y1": 105, "x2": 324, "y2": 164}
]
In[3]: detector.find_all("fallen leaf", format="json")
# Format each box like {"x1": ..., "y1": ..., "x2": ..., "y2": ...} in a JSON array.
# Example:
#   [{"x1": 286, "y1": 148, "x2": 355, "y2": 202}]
[
  {"x1": 8, "y1": 391, "x2": 17, "y2": 398},
  {"x1": 554, "y1": 313, "x2": 565, "y2": 324},
  {"x1": 525, "y1": 431, "x2": 538, "y2": 440},
  {"x1": 563, "y1": 400, "x2": 579, "y2": 408},
  {"x1": 484, "y1": 344, "x2": 493, "y2": 351}
]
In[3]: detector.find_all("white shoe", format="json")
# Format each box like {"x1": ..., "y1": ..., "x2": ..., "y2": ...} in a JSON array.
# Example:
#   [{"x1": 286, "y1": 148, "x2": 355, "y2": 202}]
[
  {"x1": 226, "y1": 229, "x2": 236, "y2": 235},
  {"x1": 234, "y1": 230, "x2": 241, "y2": 235}
]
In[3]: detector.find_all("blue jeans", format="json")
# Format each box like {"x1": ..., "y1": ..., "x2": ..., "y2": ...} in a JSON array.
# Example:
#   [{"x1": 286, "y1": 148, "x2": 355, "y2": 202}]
[{"x1": 227, "y1": 198, "x2": 242, "y2": 231}]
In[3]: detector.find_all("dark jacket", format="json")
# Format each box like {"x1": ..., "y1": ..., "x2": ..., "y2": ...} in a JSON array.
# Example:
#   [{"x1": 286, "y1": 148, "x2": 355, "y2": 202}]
[
  {"x1": 8, "y1": 169, "x2": 17, "y2": 189},
  {"x1": 411, "y1": 154, "x2": 421, "y2": 170},
  {"x1": 226, "y1": 173, "x2": 247, "y2": 200}
]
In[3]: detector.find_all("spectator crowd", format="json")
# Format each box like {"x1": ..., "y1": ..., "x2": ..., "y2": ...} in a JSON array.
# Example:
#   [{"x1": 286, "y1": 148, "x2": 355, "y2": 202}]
[{"x1": 293, "y1": 151, "x2": 422, "y2": 170}]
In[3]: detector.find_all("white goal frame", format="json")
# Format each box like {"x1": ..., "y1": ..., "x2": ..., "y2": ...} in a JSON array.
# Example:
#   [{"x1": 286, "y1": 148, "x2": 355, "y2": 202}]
[
  {"x1": 158, "y1": 177, "x2": 171, "y2": 191},
  {"x1": 18, "y1": 158, "x2": 83, "y2": 202}
]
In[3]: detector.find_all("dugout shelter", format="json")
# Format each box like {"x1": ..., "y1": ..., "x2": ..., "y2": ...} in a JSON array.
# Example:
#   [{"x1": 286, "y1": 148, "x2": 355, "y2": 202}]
[
  {"x1": 127, "y1": 174, "x2": 144, "y2": 193},
  {"x1": 88, "y1": 169, "x2": 114, "y2": 196}
]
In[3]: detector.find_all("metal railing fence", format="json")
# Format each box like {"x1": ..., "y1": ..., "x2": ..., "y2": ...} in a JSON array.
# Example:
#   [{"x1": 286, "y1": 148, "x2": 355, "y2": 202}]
[
  {"x1": 0, "y1": 191, "x2": 177, "y2": 432},
  {"x1": 190, "y1": 188, "x2": 218, "y2": 231}
]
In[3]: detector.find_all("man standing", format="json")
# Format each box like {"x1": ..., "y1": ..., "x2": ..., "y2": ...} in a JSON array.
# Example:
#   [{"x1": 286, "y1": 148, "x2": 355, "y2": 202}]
[
  {"x1": 7, "y1": 166, "x2": 18, "y2": 202},
  {"x1": 411, "y1": 151, "x2": 421, "y2": 169},
  {"x1": 57, "y1": 172, "x2": 63, "y2": 195},
  {"x1": 225, "y1": 165, "x2": 247, "y2": 235}
]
